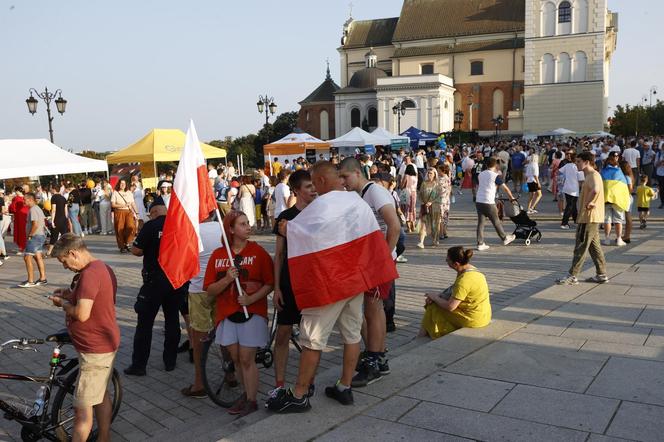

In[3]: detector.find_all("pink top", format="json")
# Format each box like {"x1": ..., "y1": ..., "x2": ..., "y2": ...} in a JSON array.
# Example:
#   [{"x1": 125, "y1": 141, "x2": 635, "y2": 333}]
[{"x1": 403, "y1": 175, "x2": 418, "y2": 193}]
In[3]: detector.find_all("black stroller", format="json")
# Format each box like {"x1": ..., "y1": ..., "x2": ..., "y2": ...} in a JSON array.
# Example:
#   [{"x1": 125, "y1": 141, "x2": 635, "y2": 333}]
[{"x1": 501, "y1": 199, "x2": 542, "y2": 246}]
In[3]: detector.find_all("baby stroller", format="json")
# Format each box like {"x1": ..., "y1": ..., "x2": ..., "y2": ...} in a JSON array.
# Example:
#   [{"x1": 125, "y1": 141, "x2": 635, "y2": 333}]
[{"x1": 501, "y1": 199, "x2": 542, "y2": 246}]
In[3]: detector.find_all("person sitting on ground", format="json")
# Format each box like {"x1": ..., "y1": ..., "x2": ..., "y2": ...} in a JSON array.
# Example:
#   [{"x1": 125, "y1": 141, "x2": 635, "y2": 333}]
[{"x1": 419, "y1": 246, "x2": 491, "y2": 339}]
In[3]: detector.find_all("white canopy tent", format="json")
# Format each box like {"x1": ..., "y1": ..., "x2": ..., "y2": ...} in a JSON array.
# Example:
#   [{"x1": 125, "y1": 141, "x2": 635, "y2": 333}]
[
  {"x1": 370, "y1": 127, "x2": 409, "y2": 146},
  {"x1": 0, "y1": 139, "x2": 109, "y2": 180},
  {"x1": 329, "y1": 127, "x2": 385, "y2": 148},
  {"x1": 539, "y1": 128, "x2": 576, "y2": 137}
]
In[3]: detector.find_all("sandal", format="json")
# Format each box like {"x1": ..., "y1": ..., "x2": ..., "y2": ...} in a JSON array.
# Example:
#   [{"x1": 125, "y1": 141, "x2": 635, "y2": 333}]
[{"x1": 180, "y1": 385, "x2": 207, "y2": 399}]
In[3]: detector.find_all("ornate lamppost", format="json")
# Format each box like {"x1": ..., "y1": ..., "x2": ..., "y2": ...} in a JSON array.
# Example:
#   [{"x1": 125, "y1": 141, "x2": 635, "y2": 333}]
[
  {"x1": 25, "y1": 87, "x2": 67, "y2": 143},
  {"x1": 392, "y1": 101, "x2": 407, "y2": 133},
  {"x1": 491, "y1": 115, "x2": 505, "y2": 141},
  {"x1": 454, "y1": 110, "x2": 464, "y2": 145}
]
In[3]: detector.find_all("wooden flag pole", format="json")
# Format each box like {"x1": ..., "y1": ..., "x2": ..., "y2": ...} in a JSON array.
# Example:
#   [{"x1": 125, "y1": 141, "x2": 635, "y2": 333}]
[{"x1": 214, "y1": 208, "x2": 249, "y2": 319}]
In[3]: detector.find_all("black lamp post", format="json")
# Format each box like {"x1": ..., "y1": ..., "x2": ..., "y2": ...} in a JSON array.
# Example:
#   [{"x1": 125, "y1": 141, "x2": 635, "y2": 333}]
[
  {"x1": 454, "y1": 110, "x2": 464, "y2": 144},
  {"x1": 25, "y1": 87, "x2": 67, "y2": 143},
  {"x1": 257, "y1": 94, "x2": 277, "y2": 144},
  {"x1": 491, "y1": 115, "x2": 504, "y2": 141},
  {"x1": 649, "y1": 86, "x2": 658, "y2": 108},
  {"x1": 392, "y1": 101, "x2": 407, "y2": 133}
]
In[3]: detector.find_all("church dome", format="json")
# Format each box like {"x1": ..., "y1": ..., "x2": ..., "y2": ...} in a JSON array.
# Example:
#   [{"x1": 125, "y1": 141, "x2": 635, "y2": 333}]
[{"x1": 348, "y1": 67, "x2": 387, "y2": 89}]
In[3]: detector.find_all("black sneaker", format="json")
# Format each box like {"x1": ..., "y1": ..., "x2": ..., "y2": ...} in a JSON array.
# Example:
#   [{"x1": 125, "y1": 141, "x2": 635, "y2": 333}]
[
  {"x1": 355, "y1": 351, "x2": 368, "y2": 372},
  {"x1": 377, "y1": 357, "x2": 390, "y2": 375},
  {"x1": 351, "y1": 359, "x2": 383, "y2": 387},
  {"x1": 324, "y1": 385, "x2": 354, "y2": 405},
  {"x1": 307, "y1": 383, "x2": 316, "y2": 398},
  {"x1": 35, "y1": 279, "x2": 48, "y2": 286},
  {"x1": 266, "y1": 388, "x2": 311, "y2": 413},
  {"x1": 124, "y1": 366, "x2": 147, "y2": 376}
]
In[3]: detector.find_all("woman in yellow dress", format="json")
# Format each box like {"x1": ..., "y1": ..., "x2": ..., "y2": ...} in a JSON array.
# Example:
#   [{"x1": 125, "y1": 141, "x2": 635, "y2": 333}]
[{"x1": 419, "y1": 246, "x2": 491, "y2": 339}]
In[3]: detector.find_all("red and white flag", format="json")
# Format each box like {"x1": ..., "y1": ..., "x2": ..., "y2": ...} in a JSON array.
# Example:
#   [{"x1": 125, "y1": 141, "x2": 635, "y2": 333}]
[
  {"x1": 159, "y1": 120, "x2": 217, "y2": 289},
  {"x1": 286, "y1": 191, "x2": 398, "y2": 309}
]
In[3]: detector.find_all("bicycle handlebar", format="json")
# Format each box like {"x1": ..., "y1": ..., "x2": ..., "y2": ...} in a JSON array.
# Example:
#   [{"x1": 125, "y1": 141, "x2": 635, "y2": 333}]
[{"x1": 0, "y1": 338, "x2": 45, "y2": 350}]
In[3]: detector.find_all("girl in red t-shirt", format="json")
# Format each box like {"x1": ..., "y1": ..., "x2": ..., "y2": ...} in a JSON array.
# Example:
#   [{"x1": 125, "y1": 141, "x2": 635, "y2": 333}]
[{"x1": 204, "y1": 211, "x2": 274, "y2": 416}]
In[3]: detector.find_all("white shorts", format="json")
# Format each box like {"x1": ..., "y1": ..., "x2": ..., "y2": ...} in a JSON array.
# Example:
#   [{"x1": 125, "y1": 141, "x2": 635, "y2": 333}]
[
  {"x1": 604, "y1": 203, "x2": 625, "y2": 224},
  {"x1": 299, "y1": 294, "x2": 363, "y2": 351},
  {"x1": 215, "y1": 315, "x2": 268, "y2": 348}
]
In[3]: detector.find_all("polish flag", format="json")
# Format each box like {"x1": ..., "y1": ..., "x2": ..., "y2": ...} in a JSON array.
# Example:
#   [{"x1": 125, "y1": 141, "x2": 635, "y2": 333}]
[
  {"x1": 159, "y1": 120, "x2": 217, "y2": 289},
  {"x1": 287, "y1": 191, "x2": 398, "y2": 309}
]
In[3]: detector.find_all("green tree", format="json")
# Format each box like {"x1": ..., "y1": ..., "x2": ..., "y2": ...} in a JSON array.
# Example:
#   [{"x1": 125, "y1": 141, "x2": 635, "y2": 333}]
[{"x1": 610, "y1": 103, "x2": 663, "y2": 136}]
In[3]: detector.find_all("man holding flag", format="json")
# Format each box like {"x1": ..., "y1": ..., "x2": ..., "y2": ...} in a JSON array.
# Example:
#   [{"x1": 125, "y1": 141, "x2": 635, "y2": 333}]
[{"x1": 267, "y1": 161, "x2": 398, "y2": 413}]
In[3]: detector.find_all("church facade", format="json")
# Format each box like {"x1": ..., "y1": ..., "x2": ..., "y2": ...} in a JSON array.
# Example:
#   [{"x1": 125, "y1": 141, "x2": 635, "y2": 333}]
[{"x1": 316, "y1": 0, "x2": 618, "y2": 137}]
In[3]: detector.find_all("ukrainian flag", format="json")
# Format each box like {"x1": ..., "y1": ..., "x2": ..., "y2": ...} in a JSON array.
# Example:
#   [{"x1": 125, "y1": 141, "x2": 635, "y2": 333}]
[{"x1": 601, "y1": 166, "x2": 630, "y2": 212}]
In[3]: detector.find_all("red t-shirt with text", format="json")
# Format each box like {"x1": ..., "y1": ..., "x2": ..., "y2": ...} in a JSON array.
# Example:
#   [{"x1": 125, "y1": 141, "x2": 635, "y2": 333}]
[
  {"x1": 67, "y1": 260, "x2": 120, "y2": 354},
  {"x1": 203, "y1": 241, "x2": 274, "y2": 324}
]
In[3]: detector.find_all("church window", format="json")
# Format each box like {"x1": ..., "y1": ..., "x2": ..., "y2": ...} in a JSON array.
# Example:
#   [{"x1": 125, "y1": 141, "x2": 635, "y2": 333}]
[
  {"x1": 368, "y1": 107, "x2": 378, "y2": 128},
  {"x1": 541, "y1": 2, "x2": 556, "y2": 37},
  {"x1": 556, "y1": 52, "x2": 571, "y2": 83},
  {"x1": 541, "y1": 53, "x2": 555, "y2": 84},
  {"x1": 350, "y1": 108, "x2": 361, "y2": 128},
  {"x1": 492, "y1": 89, "x2": 504, "y2": 119},
  {"x1": 573, "y1": 0, "x2": 588, "y2": 33},
  {"x1": 572, "y1": 51, "x2": 587, "y2": 82},
  {"x1": 320, "y1": 110, "x2": 330, "y2": 140},
  {"x1": 558, "y1": 2, "x2": 572, "y2": 23},
  {"x1": 470, "y1": 61, "x2": 484, "y2": 76},
  {"x1": 402, "y1": 99, "x2": 416, "y2": 109},
  {"x1": 421, "y1": 63, "x2": 434, "y2": 75}
]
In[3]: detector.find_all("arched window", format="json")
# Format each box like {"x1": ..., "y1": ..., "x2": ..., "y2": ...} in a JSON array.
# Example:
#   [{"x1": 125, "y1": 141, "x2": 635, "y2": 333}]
[
  {"x1": 572, "y1": 51, "x2": 587, "y2": 82},
  {"x1": 320, "y1": 110, "x2": 329, "y2": 140},
  {"x1": 541, "y1": 53, "x2": 555, "y2": 84},
  {"x1": 402, "y1": 99, "x2": 416, "y2": 109},
  {"x1": 492, "y1": 89, "x2": 504, "y2": 119},
  {"x1": 558, "y1": 1, "x2": 572, "y2": 35},
  {"x1": 557, "y1": 52, "x2": 571, "y2": 83},
  {"x1": 558, "y1": 2, "x2": 571, "y2": 23},
  {"x1": 350, "y1": 108, "x2": 361, "y2": 128},
  {"x1": 573, "y1": 0, "x2": 588, "y2": 33},
  {"x1": 368, "y1": 107, "x2": 378, "y2": 128},
  {"x1": 454, "y1": 92, "x2": 462, "y2": 111},
  {"x1": 470, "y1": 61, "x2": 484, "y2": 76},
  {"x1": 541, "y1": 2, "x2": 556, "y2": 36}
]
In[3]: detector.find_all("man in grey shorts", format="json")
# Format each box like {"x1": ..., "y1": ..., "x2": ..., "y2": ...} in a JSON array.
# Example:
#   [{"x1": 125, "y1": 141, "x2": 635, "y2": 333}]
[{"x1": 475, "y1": 158, "x2": 517, "y2": 251}]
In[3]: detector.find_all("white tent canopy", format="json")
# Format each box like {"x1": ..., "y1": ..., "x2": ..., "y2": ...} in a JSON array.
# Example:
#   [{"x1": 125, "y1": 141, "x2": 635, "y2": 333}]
[
  {"x1": 370, "y1": 127, "x2": 409, "y2": 146},
  {"x1": 329, "y1": 127, "x2": 386, "y2": 148},
  {"x1": 539, "y1": 128, "x2": 576, "y2": 137},
  {"x1": 0, "y1": 139, "x2": 108, "y2": 180},
  {"x1": 591, "y1": 131, "x2": 615, "y2": 138}
]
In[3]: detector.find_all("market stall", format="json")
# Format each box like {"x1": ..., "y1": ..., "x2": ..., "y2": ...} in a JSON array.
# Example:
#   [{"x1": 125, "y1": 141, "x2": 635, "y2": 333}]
[
  {"x1": 263, "y1": 132, "x2": 331, "y2": 167},
  {"x1": 328, "y1": 127, "x2": 385, "y2": 156}
]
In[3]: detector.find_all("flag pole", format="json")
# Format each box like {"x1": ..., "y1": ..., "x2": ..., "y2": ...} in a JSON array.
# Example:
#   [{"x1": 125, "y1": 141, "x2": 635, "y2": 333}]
[
  {"x1": 214, "y1": 208, "x2": 249, "y2": 319},
  {"x1": 268, "y1": 153, "x2": 273, "y2": 176}
]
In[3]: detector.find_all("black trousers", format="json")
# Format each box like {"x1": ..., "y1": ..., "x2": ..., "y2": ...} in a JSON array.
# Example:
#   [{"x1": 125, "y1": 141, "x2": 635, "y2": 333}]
[
  {"x1": 562, "y1": 194, "x2": 578, "y2": 226},
  {"x1": 131, "y1": 279, "x2": 187, "y2": 369},
  {"x1": 384, "y1": 281, "x2": 396, "y2": 325}
]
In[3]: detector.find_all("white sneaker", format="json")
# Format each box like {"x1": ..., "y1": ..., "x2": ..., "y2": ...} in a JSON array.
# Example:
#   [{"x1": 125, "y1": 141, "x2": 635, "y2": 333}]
[
  {"x1": 560, "y1": 224, "x2": 570, "y2": 230},
  {"x1": 616, "y1": 238, "x2": 626, "y2": 247},
  {"x1": 396, "y1": 255, "x2": 408, "y2": 263},
  {"x1": 503, "y1": 234, "x2": 516, "y2": 246},
  {"x1": 416, "y1": 243, "x2": 424, "y2": 249},
  {"x1": 602, "y1": 238, "x2": 612, "y2": 246},
  {"x1": 477, "y1": 243, "x2": 490, "y2": 251}
]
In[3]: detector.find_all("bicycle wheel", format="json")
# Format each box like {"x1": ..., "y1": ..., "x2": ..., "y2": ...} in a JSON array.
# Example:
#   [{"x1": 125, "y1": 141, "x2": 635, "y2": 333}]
[
  {"x1": 51, "y1": 368, "x2": 122, "y2": 441},
  {"x1": 201, "y1": 337, "x2": 243, "y2": 408}
]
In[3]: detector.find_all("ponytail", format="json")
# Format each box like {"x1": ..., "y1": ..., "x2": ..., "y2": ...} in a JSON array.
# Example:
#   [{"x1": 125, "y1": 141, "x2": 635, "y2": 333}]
[{"x1": 447, "y1": 246, "x2": 473, "y2": 266}]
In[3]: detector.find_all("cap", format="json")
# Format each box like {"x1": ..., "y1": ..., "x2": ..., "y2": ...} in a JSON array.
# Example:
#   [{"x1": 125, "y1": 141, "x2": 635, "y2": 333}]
[
  {"x1": 149, "y1": 196, "x2": 166, "y2": 210},
  {"x1": 158, "y1": 180, "x2": 173, "y2": 189}
]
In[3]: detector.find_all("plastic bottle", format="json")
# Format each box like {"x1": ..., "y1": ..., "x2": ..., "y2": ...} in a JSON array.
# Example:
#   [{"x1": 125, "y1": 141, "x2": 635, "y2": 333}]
[{"x1": 31, "y1": 386, "x2": 47, "y2": 417}]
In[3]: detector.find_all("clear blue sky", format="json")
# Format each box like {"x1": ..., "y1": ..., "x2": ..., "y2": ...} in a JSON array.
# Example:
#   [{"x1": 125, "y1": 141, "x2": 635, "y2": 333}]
[{"x1": 0, "y1": 0, "x2": 660, "y2": 151}]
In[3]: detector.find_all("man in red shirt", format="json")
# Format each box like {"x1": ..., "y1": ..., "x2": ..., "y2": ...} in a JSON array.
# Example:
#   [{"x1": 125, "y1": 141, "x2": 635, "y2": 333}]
[{"x1": 49, "y1": 234, "x2": 120, "y2": 442}]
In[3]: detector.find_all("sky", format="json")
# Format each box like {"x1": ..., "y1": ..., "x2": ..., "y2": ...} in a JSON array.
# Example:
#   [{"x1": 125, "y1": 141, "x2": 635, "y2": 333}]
[{"x1": 0, "y1": 0, "x2": 661, "y2": 152}]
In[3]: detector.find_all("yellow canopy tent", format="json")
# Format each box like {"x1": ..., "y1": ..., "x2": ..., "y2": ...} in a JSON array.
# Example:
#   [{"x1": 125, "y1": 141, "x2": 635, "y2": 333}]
[{"x1": 107, "y1": 129, "x2": 226, "y2": 188}]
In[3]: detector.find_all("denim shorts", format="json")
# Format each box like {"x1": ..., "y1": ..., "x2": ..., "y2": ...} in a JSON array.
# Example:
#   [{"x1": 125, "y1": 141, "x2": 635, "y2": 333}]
[{"x1": 25, "y1": 235, "x2": 46, "y2": 256}]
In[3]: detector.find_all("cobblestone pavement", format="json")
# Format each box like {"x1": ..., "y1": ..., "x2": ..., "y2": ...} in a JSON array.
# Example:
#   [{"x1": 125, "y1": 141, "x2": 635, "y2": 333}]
[{"x1": 0, "y1": 199, "x2": 661, "y2": 440}]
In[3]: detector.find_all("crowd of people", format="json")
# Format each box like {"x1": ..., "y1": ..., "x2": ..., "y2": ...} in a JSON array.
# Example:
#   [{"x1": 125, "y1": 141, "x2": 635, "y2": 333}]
[{"x1": 1, "y1": 133, "x2": 663, "y2": 434}]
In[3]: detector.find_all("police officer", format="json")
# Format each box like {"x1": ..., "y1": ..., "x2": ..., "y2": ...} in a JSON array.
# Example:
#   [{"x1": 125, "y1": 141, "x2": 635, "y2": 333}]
[{"x1": 124, "y1": 196, "x2": 188, "y2": 376}]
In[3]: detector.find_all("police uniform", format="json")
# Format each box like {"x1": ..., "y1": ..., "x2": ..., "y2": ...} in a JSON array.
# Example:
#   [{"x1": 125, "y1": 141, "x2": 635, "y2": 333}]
[{"x1": 128, "y1": 199, "x2": 188, "y2": 372}]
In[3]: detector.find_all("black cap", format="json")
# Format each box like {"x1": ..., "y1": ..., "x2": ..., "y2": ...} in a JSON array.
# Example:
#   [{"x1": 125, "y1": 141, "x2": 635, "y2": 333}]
[
  {"x1": 149, "y1": 196, "x2": 166, "y2": 210},
  {"x1": 157, "y1": 180, "x2": 173, "y2": 189}
]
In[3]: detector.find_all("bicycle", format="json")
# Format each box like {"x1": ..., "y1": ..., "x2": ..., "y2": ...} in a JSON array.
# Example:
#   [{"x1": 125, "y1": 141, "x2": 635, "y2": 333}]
[
  {"x1": 0, "y1": 329, "x2": 122, "y2": 442},
  {"x1": 201, "y1": 305, "x2": 302, "y2": 408}
]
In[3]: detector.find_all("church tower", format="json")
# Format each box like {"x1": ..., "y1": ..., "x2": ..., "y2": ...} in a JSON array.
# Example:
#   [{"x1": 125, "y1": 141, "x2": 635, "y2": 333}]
[{"x1": 523, "y1": 0, "x2": 618, "y2": 134}]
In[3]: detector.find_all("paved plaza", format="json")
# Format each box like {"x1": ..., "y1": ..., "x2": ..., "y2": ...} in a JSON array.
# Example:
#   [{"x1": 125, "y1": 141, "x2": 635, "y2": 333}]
[{"x1": 0, "y1": 193, "x2": 662, "y2": 441}]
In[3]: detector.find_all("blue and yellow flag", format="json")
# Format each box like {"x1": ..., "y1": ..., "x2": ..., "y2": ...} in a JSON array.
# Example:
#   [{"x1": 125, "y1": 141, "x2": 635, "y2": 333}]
[{"x1": 601, "y1": 166, "x2": 630, "y2": 212}]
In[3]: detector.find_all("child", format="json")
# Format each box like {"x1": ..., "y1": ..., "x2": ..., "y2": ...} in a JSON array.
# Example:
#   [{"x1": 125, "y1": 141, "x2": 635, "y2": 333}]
[{"x1": 636, "y1": 175, "x2": 658, "y2": 229}]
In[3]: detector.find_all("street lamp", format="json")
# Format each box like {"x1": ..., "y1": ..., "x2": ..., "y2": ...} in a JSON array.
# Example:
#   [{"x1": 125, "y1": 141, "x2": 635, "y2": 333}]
[
  {"x1": 257, "y1": 94, "x2": 277, "y2": 126},
  {"x1": 454, "y1": 110, "x2": 464, "y2": 144},
  {"x1": 649, "y1": 86, "x2": 658, "y2": 107},
  {"x1": 25, "y1": 87, "x2": 67, "y2": 143},
  {"x1": 392, "y1": 101, "x2": 407, "y2": 133},
  {"x1": 491, "y1": 115, "x2": 505, "y2": 141}
]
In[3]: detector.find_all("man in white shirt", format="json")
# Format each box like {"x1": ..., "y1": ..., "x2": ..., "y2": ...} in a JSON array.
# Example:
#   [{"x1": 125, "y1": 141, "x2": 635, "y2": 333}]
[
  {"x1": 622, "y1": 141, "x2": 641, "y2": 186},
  {"x1": 273, "y1": 170, "x2": 291, "y2": 218},
  {"x1": 475, "y1": 158, "x2": 517, "y2": 251},
  {"x1": 559, "y1": 151, "x2": 584, "y2": 228}
]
